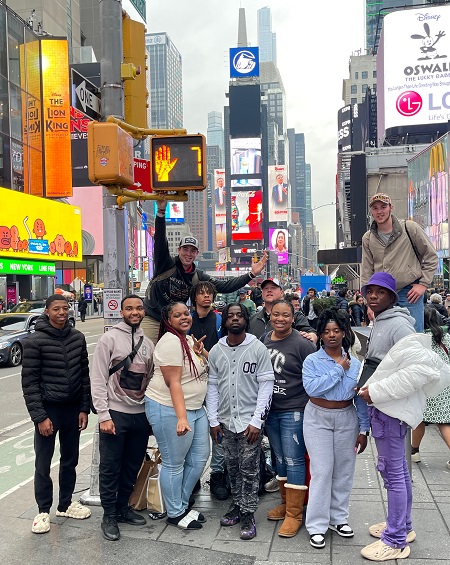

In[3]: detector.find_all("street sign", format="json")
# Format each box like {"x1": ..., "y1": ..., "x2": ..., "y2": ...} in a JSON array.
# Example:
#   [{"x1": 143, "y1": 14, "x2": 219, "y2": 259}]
[
  {"x1": 71, "y1": 68, "x2": 101, "y2": 120},
  {"x1": 103, "y1": 288, "x2": 123, "y2": 319},
  {"x1": 133, "y1": 158, "x2": 151, "y2": 192}
]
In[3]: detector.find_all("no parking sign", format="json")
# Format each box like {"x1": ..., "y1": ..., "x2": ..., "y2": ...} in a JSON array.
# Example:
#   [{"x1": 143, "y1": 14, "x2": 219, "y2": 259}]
[{"x1": 103, "y1": 288, "x2": 123, "y2": 319}]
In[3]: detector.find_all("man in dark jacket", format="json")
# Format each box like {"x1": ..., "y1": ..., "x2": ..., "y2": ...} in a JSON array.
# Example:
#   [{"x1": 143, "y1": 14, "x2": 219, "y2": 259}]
[
  {"x1": 78, "y1": 295, "x2": 88, "y2": 322},
  {"x1": 142, "y1": 200, "x2": 268, "y2": 343},
  {"x1": 249, "y1": 278, "x2": 317, "y2": 342},
  {"x1": 21, "y1": 295, "x2": 91, "y2": 534}
]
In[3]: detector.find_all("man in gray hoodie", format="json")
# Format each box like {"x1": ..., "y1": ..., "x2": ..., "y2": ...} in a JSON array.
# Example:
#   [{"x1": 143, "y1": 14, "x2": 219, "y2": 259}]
[{"x1": 91, "y1": 295, "x2": 154, "y2": 541}]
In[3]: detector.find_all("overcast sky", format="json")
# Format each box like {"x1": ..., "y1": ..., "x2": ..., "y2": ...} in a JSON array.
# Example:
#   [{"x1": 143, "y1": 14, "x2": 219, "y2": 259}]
[{"x1": 144, "y1": 0, "x2": 366, "y2": 248}]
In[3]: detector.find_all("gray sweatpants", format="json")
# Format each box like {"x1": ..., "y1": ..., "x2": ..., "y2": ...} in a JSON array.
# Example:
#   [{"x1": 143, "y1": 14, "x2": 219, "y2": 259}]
[{"x1": 303, "y1": 401, "x2": 359, "y2": 535}]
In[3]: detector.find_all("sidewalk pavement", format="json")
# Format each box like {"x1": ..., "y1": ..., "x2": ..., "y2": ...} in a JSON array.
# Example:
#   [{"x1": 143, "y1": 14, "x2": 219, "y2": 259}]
[{"x1": 0, "y1": 425, "x2": 449, "y2": 565}]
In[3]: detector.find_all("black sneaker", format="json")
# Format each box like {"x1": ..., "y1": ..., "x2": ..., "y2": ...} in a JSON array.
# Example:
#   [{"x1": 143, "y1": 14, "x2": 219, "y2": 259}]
[
  {"x1": 210, "y1": 472, "x2": 229, "y2": 500},
  {"x1": 192, "y1": 479, "x2": 201, "y2": 494},
  {"x1": 220, "y1": 503, "x2": 241, "y2": 526},
  {"x1": 240, "y1": 512, "x2": 256, "y2": 540},
  {"x1": 101, "y1": 515, "x2": 120, "y2": 541},
  {"x1": 117, "y1": 506, "x2": 147, "y2": 525}
]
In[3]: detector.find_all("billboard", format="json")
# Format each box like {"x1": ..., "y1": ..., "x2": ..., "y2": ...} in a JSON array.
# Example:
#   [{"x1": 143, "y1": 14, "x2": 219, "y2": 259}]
[
  {"x1": 230, "y1": 138, "x2": 262, "y2": 175},
  {"x1": 153, "y1": 201, "x2": 185, "y2": 223},
  {"x1": 214, "y1": 169, "x2": 227, "y2": 249},
  {"x1": 229, "y1": 47, "x2": 259, "y2": 78},
  {"x1": 268, "y1": 165, "x2": 288, "y2": 222},
  {"x1": 67, "y1": 186, "x2": 104, "y2": 255},
  {"x1": 408, "y1": 136, "x2": 448, "y2": 255},
  {"x1": 337, "y1": 105, "x2": 352, "y2": 153},
  {"x1": 0, "y1": 187, "x2": 82, "y2": 262},
  {"x1": 41, "y1": 39, "x2": 72, "y2": 198},
  {"x1": 20, "y1": 40, "x2": 43, "y2": 197},
  {"x1": 269, "y1": 228, "x2": 289, "y2": 265},
  {"x1": 231, "y1": 190, "x2": 263, "y2": 241},
  {"x1": 380, "y1": 6, "x2": 450, "y2": 132},
  {"x1": 229, "y1": 85, "x2": 261, "y2": 138}
]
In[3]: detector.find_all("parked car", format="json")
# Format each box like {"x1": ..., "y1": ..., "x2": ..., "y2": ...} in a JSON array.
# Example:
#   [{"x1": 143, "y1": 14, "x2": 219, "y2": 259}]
[
  {"x1": 0, "y1": 313, "x2": 42, "y2": 367},
  {"x1": 10, "y1": 300, "x2": 76, "y2": 327}
]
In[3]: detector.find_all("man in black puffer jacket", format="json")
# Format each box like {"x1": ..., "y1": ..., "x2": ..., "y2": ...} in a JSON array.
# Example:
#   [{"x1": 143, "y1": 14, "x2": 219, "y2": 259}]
[{"x1": 22, "y1": 294, "x2": 91, "y2": 534}]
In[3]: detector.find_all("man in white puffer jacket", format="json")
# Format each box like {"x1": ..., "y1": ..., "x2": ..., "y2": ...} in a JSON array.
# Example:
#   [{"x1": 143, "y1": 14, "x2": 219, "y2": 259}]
[{"x1": 358, "y1": 272, "x2": 450, "y2": 562}]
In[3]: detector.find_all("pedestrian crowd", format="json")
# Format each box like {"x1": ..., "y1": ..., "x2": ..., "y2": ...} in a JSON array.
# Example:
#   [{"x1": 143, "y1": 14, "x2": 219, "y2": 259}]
[{"x1": 19, "y1": 194, "x2": 450, "y2": 563}]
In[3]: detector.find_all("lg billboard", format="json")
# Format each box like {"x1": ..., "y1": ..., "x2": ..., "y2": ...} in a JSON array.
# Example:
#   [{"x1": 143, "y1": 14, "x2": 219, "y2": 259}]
[{"x1": 379, "y1": 5, "x2": 450, "y2": 137}]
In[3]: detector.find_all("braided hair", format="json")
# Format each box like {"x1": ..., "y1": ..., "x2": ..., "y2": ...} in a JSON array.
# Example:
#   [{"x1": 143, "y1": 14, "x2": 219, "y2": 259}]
[
  {"x1": 316, "y1": 308, "x2": 352, "y2": 355},
  {"x1": 158, "y1": 302, "x2": 199, "y2": 379}
]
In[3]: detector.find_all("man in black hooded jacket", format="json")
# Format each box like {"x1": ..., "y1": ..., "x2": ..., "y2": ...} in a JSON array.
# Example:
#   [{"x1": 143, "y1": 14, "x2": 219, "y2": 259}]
[
  {"x1": 22, "y1": 294, "x2": 91, "y2": 534},
  {"x1": 141, "y1": 200, "x2": 268, "y2": 343}
]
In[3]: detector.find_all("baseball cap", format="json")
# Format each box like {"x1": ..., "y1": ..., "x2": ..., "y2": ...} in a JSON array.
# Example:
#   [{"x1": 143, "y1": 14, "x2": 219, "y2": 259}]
[
  {"x1": 239, "y1": 288, "x2": 247, "y2": 294},
  {"x1": 261, "y1": 278, "x2": 282, "y2": 290},
  {"x1": 361, "y1": 272, "x2": 398, "y2": 303},
  {"x1": 369, "y1": 193, "x2": 391, "y2": 207},
  {"x1": 179, "y1": 236, "x2": 199, "y2": 250}
]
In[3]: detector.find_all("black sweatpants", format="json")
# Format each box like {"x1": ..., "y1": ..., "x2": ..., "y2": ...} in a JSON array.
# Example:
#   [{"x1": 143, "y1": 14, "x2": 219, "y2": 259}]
[
  {"x1": 99, "y1": 410, "x2": 151, "y2": 516},
  {"x1": 34, "y1": 403, "x2": 82, "y2": 513}
]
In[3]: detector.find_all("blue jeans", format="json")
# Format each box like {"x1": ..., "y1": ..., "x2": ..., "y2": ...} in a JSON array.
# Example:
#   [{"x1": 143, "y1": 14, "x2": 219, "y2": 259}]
[
  {"x1": 265, "y1": 410, "x2": 306, "y2": 485},
  {"x1": 397, "y1": 285, "x2": 423, "y2": 333},
  {"x1": 369, "y1": 407, "x2": 412, "y2": 549},
  {"x1": 145, "y1": 398, "x2": 210, "y2": 518}
]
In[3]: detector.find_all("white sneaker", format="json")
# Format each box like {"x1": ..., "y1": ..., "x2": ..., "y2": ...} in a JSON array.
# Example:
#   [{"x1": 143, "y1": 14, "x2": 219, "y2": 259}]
[
  {"x1": 411, "y1": 451, "x2": 421, "y2": 463},
  {"x1": 32, "y1": 512, "x2": 50, "y2": 534},
  {"x1": 56, "y1": 501, "x2": 91, "y2": 519},
  {"x1": 264, "y1": 477, "x2": 279, "y2": 492},
  {"x1": 446, "y1": 460, "x2": 450, "y2": 470}
]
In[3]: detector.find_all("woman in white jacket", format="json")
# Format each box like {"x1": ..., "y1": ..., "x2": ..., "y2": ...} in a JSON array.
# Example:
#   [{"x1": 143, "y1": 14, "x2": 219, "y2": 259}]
[{"x1": 357, "y1": 273, "x2": 450, "y2": 562}]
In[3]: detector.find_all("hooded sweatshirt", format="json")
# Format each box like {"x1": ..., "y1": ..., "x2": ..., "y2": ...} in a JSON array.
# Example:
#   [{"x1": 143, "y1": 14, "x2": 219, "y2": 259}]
[
  {"x1": 91, "y1": 322, "x2": 154, "y2": 422},
  {"x1": 365, "y1": 306, "x2": 416, "y2": 362}
]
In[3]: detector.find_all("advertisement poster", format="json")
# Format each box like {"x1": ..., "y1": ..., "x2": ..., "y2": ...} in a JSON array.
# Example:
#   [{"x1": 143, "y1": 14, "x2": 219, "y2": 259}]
[
  {"x1": 0, "y1": 187, "x2": 82, "y2": 262},
  {"x1": 268, "y1": 165, "x2": 288, "y2": 222},
  {"x1": 268, "y1": 228, "x2": 289, "y2": 265},
  {"x1": 153, "y1": 201, "x2": 185, "y2": 223},
  {"x1": 214, "y1": 169, "x2": 227, "y2": 249},
  {"x1": 231, "y1": 190, "x2": 263, "y2": 241},
  {"x1": 230, "y1": 138, "x2": 262, "y2": 175}
]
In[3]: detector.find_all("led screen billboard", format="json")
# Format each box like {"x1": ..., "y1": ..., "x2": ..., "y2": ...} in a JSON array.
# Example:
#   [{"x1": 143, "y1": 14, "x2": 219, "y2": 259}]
[
  {"x1": 229, "y1": 85, "x2": 261, "y2": 138},
  {"x1": 268, "y1": 165, "x2": 288, "y2": 222},
  {"x1": 231, "y1": 190, "x2": 263, "y2": 241},
  {"x1": 230, "y1": 138, "x2": 262, "y2": 175},
  {"x1": 380, "y1": 6, "x2": 450, "y2": 132},
  {"x1": 153, "y1": 201, "x2": 185, "y2": 223},
  {"x1": 214, "y1": 169, "x2": 227, "y2": 249},
  {"x1": 268, "y1": 228, "x2": 289, "y2": 265}
]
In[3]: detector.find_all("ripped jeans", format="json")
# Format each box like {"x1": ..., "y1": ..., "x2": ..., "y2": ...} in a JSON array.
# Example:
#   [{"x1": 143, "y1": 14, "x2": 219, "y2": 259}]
[
  {"x1": 369, "y1": 407, "x2": 412, "y2": 549},
  {"x1": 265, "y1": 410, "x2": 306, "y2": 484}
]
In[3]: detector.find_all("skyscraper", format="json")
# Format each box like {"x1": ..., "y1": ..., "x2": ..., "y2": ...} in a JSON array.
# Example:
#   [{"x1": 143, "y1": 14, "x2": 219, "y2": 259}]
[
  {"x1": 365, "y1": 0, "x2": 422, "y2": 53},
  {"x1": 257, "y1": 6, "x2": 277, "y2": 64},
  {"x1": 146, "y1": 32, "x2": 183, "y2": 129},
  {"x1": 207, "y1": 111, "x2": 225, "y2": 157}
]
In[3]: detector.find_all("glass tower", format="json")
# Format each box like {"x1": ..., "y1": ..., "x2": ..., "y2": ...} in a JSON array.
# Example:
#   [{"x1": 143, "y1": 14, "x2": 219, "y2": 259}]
[{"x1": 257, "y1": 6, "x2": 277, "y2": 64}]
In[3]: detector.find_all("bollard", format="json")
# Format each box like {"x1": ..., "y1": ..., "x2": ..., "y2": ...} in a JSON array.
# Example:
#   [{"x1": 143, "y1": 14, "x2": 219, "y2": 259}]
[{"x1": 80, "y1": 426, "x2": 101, "y2": 506}]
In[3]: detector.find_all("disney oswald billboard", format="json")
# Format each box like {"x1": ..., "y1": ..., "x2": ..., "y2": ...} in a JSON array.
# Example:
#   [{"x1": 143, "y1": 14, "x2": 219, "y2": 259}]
[
  {"x1": 0, "y1": 188, "x2": 82, "y2": 263},
  {"x1": 380, "y1": 5, "x2": 450, "y2": 132}
]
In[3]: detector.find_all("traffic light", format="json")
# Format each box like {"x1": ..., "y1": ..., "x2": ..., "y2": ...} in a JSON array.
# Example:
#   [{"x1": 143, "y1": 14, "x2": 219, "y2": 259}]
[
  {"x1": 150, "y1": 135, "x2": 207, "y2": 191},
  {"x1": 122, "y1": 16, "x2": 148, "y2": 128}
]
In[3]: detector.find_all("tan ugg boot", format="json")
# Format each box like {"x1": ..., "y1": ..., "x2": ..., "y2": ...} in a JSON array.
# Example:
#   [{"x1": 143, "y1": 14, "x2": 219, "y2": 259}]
[
  {"x1": 278, "y1": 484, "x2": 307, "y2": 538},
  {"x1": 266, "y1": 476, "x2": 287, "y2": 521}
]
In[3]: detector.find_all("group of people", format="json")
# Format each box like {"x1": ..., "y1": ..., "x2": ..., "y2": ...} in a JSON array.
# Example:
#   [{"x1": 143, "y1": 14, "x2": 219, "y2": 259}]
[{"x1": 20, "y1": 194, "x2": 450, "y2": 563}]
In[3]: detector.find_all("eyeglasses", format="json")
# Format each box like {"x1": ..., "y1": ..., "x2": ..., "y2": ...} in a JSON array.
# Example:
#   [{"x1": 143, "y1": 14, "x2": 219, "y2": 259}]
[{"x1": 227, "y1": 312, "x2": 244, "y2": 319}]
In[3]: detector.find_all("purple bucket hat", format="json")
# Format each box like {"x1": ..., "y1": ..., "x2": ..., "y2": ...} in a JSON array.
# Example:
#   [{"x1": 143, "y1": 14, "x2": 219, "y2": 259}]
[{"x1": 361, "y1": 272, "x2": 399, "y2": 303}]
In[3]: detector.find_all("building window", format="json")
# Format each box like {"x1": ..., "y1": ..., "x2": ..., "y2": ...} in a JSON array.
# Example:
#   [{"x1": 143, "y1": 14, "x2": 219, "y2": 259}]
[
  {"x1": 373, "y1": 70, "x2": 377, "y2": 78},
  {"x1": 351, "y1": 98, "x2": 357, "y2": 105},
  {"x1": 362, "y1": 84, "x2": 368, "y2": 93},
  {"x1": 362, "y1": 71, "x2": 368, "y2": 79},
  {"x1": 372, "y1": 84, "x2": 377, "y2": 92},
  {"x1": 354, "y1": 72, "x2": 358, "y2": 79},
  {"x1": 350, "y1": 84, "x2": 357, "y2": 94}
]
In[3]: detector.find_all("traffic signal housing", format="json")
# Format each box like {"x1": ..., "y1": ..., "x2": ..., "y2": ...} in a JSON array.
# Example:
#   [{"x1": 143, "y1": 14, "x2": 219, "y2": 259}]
[
  {"x1": 122, "y1": 16, "x2": 148, "y2": 128},
  {"x1": 150, "y1": 134, "x2": 207, "y2": 191}
]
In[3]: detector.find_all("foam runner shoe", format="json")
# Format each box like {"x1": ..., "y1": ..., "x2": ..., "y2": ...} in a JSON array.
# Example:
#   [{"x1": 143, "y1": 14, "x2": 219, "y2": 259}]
[
  {"x1": 56, "y1": 501, "x2": 91, "y2": 520},
  {"x1": 32, "y1": 512, "x2": 50, "y2": 534},
  {"x1": 361, "y1": 540, "x2": 411, "y2": 561},
  {"x1": 369, "y1": 522, "x2": 416, "y2": 543}
]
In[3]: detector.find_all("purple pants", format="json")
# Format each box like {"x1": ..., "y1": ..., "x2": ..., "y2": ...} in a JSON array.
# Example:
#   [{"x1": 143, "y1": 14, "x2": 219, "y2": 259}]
[{"x1": 369, "y1": 407, "x2": 412, "y2": 549}]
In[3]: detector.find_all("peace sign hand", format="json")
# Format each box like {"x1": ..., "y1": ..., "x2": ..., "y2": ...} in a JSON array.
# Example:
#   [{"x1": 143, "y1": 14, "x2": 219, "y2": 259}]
[{"x1": 192, "y1": 335, "x2": 207, "y2": 357}]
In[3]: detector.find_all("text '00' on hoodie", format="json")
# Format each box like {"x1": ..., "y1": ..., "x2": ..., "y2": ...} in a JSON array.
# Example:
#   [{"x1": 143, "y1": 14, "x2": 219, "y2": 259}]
[{"x1": 90, "y1": 322, "x2": 154, "y2": 422}]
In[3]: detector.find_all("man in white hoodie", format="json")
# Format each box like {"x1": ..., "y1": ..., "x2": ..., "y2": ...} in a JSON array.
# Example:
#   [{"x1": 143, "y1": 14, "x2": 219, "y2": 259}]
[{"x1": 91, "y1": 295, "x2": 154, "y2": 541}]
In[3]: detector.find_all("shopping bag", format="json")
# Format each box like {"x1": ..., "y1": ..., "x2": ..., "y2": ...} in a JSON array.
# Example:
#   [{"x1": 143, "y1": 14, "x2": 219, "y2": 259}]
[
  {"x1": 147, "y1": 452, "x2": 165, "y2": 513},
  {"x1": 129, "y1": 448, "x2": 160, "y2": 511}
]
